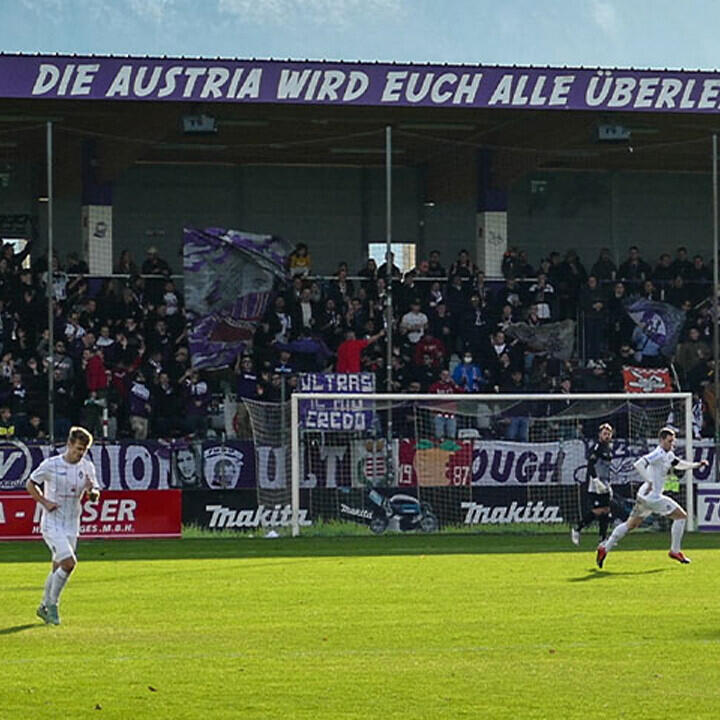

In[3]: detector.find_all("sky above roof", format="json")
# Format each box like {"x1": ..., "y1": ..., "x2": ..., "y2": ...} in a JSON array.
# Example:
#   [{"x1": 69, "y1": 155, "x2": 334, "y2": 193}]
[{"x1": 2, "y1": 0, "x2": 718, "y2": 71}]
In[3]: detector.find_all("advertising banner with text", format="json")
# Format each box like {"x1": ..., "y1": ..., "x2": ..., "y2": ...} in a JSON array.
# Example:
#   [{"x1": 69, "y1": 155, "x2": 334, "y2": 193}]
[
  {"x1": 4, "y1": 55, "x2": 720, "y2": 114},
  {"x1": 0, "y1": 490, "x2": 182, "y2": 541}
]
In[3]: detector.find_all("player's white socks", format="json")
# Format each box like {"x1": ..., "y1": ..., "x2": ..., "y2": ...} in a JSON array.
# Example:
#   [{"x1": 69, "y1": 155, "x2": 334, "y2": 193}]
[
  {"x1": 49, "y1": 568, "x2": 70, "y2": 605},
  {"x1": 671, "y1": 518, "x2": 686, "y2": 553},
  {"x1": 604, "y1": 521, "x2": 629, "y2": 551},
  {"x1": 42, "y1": 570, "x2": 54, "y2": 606}
]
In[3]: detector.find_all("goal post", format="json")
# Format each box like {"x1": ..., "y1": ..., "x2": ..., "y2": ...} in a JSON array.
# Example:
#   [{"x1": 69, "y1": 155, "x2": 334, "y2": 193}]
[{"x1": 285, "y1": 392, "x2": 694, "y2": 537}]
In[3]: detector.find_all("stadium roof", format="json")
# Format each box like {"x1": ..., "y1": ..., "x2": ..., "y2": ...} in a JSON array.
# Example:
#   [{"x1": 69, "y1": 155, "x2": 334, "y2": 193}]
[{"x1": 0, "y1": 53, "x2": 718, "y2": 186}]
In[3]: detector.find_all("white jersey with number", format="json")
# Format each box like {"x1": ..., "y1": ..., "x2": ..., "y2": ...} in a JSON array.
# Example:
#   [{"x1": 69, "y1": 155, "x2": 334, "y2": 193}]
[
  {"x1": 30, "y1": 454, "x2": 98, "y2": 535},
  {"x1": 637, "y1": 445, "x2": 676, "y2": 500}
]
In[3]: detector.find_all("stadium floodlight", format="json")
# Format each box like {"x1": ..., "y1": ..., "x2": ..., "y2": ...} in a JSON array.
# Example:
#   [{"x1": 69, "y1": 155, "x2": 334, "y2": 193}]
[{"x1": 248, "y1": 392, "x2": 698, "y2": 538}]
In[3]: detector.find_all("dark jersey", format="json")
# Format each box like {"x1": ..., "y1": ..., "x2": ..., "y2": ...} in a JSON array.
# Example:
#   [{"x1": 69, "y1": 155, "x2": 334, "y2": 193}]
[{"x1": 586, "y1": 440, "x2": 612, "y2": 492}]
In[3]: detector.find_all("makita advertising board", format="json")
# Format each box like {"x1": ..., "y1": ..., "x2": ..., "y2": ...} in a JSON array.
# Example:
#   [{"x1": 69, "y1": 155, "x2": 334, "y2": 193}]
[
  {"x1": 0, "y1": 490, "x2": 182, "y2": 540},
  {"x1": 182, "y1": 490, "x2": 312, "y2": 530},
  {"x1": 183, "y1": 487, "x2": 571, "y2": 533}
]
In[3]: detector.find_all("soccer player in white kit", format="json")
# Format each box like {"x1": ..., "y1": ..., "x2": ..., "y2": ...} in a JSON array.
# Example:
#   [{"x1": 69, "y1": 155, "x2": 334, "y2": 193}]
[
  {"x1": 596, "y1": 427, "x2": 707, "y2": 568},
  {"x1": 26, "y1": 426, "x2": 100, "y2": 625}
]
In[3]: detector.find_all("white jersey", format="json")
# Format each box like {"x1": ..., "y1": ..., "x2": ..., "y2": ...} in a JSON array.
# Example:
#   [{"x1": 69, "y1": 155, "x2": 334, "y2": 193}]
[
  {"x1": 30, "y1": 454, "x2": 98, "y2": 535},
  {"x1": 637, "y1": 445, "x2": 677, "y2": 499}
]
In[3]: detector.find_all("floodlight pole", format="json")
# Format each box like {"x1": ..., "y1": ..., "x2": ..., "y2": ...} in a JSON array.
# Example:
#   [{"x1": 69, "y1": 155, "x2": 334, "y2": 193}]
[
  {"x1": 713, "y1": 134, "x2": 719, "y2": 479},
  {"x1": 47, "y1": 121, "x2": 55, "y2": 445}
]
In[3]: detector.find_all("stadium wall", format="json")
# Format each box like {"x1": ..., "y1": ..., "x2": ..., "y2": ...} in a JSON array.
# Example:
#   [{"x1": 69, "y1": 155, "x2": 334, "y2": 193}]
[
  {"x1": 0, "y1": 161, "x2": 711, "y2": 272},
  {"x1": 509, "y1": 170, "x2": 712, "y2": 266}
]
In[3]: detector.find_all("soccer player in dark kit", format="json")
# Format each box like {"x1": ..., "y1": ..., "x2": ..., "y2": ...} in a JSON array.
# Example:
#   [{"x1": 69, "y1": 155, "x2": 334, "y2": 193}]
[{"x1": 571, "y1": 423, "x2": 614, "y2": 545}]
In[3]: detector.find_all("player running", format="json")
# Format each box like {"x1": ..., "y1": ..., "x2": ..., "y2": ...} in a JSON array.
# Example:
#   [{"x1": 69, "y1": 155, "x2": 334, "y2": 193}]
[
  {"x1": 596, "y1": 427, "x2": 707, "y2": 568},
  {"x1": 571, "y1": 422, "x2": 614, "y2": 545},
  {"x1": 26, "y1": 426, "x2": 99, "y2": 625}
]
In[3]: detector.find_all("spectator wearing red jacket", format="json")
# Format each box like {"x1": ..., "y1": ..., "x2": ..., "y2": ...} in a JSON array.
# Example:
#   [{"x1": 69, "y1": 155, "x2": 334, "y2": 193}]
[
  {"x1": 336, "y1": 328, "x2": 384, "y2": 373},
  {"x1": 85, "y1": 349, "x2": 109, "y2": 395},
  {"x1": 413, "y1": 334, "x2": 446, "y2": 369}
]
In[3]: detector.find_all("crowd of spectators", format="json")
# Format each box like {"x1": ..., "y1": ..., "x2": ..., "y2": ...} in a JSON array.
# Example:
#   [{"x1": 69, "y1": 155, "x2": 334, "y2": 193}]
[
  {"x1": 0, "y1": 243, "x2": 206, "y2": 442},
  {"x1": 240, "y1": 242, "x2": 718, "y2": 439},
  {"x1": 0, "y1": 238, "x2": 717, "y2": 443}
]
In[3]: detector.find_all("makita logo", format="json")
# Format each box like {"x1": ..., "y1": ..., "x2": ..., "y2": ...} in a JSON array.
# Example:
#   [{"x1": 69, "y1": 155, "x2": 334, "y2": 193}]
[
  {"x1": 461, "y1": 500, "x2": 563, "y2": 525},
  {"x1": 205, "y1": 503, "x2": 311, "y2": 529},
  {"x1": 340, "y1": 503, "x2": 373, "y2": 520}
]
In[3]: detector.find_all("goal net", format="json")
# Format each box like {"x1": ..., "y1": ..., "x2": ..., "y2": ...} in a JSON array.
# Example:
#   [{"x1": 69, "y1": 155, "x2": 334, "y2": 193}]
[{"x1": 248, "y1": 392, "x2": 694, "y2": 536}]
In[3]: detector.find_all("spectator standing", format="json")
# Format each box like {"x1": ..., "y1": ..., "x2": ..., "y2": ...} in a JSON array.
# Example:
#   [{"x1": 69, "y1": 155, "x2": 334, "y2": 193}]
[
  {"x1": 527, "y1": 273, "x2": 555, "y2": 321},
  {"x1": 429, "y1": 369, "x2": 462, "y2": 440},
  {"x1": 182, "y1": 369, "x2": 210, "y2": 438},
  {"x1": 0, "y1": 404, "x2": 16, "y2": 438},
  {"x1": 288, "y1": 243, "x2": 312, "y2": 278},
  {"x1": 617, "y1": 246, "x2": 651, "y2": 292},
  {"x1": 152, "y1": 372, "x2": 178, "y2": 437},
  {"x1": 579, "y1": 276, "x2": 608, "y2": 361},
  {"x1": 590, "y1": 248, "x2": 617, "y2": 283},
  {"x1": 336, "y1": 329, "x2": 384, "y2": 373},
  {"x1": 128, "y1": 371, "x2": 152, "y2": 440},
  {"x1": 452, "y1": 352, "x2": 487, "y2": 392},
  {"x1": 399, "y1": 299, "x2": 428, "y2": 345},
  {"x1": 670, "y1": 246, "x2": 693, "y2": 280},
  {"x1": 115, "y1": 249, "x2": 139, "y2": 276}
]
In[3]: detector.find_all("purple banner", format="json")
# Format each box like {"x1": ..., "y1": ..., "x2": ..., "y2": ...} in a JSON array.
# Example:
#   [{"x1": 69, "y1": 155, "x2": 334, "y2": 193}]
[
  {"x1": 299, "y1": 373, "x2": 376, "y2": 431},
  {"x1": 4, "y1": 55, "x2": 720, "y2": 113},
  {"x1": 0, "y1": 439, "x2": 255, "y2": 491},
  {"x1": 184, "y1": 227, "x2": 289, "y2": 370}
]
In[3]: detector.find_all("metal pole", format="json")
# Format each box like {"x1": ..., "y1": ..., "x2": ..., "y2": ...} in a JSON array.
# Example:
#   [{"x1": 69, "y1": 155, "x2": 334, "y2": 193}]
[
  {"x1": 384, "y1": 126, "x2": 394, "y2": 487},
  {"x1": 385, "y1": 125, "x2": 393, "y2": 392},
  {"x1": 290, "y1": 394, "x2": 299, "y2": 537},
  {"x1": 46, "y1": 121, "x2": 55, "y2": 444},
  {"x1": 713, "y1": 134, "x2": 719, "y2": 481},
  {"x1": 685, "y1": 395, "x2": 695, "y2": 531}
]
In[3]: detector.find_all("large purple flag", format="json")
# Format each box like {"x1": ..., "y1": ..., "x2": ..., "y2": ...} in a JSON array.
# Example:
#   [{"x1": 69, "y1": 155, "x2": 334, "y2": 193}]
[
  {"x1": 184, "y1": 227, "x2": 290, "y2": 369},
  {"x1": 625, "y1": 299, "x2": 685, "y2": 357}
]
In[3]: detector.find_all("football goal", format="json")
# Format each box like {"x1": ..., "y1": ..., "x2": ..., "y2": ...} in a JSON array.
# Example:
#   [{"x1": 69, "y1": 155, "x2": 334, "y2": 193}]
[{"x1": 248, "y1": 392, "x2": 695, "y2": 537}]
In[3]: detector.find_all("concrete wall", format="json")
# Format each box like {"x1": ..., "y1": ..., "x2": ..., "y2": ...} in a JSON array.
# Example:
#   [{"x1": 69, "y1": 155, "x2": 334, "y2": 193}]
[
  {"x1": 110, "y1": 163, "x2": 424, "y2": 275},
  {"x1": 508, "y1": 170, "x2": 713, "y2": 271},
  {"x1": 9, "y1": 160, "x2": 713, "y2": 278}
]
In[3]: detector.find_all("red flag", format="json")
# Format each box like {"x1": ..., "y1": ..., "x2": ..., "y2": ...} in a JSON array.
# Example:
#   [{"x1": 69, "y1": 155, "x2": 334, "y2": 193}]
[{"x1": 622, "y1": 365, "x2": 673, "y2": 393}]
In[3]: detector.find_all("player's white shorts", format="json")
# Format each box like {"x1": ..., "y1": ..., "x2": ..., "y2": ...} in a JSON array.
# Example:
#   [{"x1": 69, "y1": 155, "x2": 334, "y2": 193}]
[
  {"x1": 630, "y1": 493, "x2": 682, "y2": 519},
  {"x1": 42, "y1": 530, "x2": 78, "y2": 563}
]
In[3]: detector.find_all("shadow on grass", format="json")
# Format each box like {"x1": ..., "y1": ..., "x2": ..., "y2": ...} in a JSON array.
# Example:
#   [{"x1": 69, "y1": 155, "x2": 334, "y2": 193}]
[
  {"x1": 569, "y1": 567, "x2": 669, "y2": 582},
  {"x1": 1, "y1": 532, "x2": 719, "y2": 563},
  {"x1": 0, "y1": 623, "x2": 42, "y2": 635}
]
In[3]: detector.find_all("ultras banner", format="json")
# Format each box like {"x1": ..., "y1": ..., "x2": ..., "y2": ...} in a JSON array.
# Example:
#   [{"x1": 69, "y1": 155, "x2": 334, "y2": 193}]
[
  {"x1": 5, "y1": 55, "x2": 720, "y2": 114},
  {"x1": 0, "y1": 490, "x2": 182, "y2": 540}
]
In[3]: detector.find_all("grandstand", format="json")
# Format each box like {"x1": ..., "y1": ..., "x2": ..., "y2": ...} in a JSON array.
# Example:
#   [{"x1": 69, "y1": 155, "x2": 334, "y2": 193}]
[{"x1": 0, "y1": 54, "x2": 718, "y2": 533}]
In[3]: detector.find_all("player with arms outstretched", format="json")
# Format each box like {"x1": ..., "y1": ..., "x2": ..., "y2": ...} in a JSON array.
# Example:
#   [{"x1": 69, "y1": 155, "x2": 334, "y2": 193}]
[
  {"x1": 571, "y1": 422, "x2": 614, "y2": 545},
  {"x1": 596, "y1": 427, "x2": 707, "y2": 568},
  {"x1": 26, "y1": 426, "x2": 99, "y2": 625}
]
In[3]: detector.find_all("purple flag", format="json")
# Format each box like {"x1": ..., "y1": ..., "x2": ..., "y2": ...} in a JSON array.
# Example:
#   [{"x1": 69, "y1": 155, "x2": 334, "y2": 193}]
[{"x1": 184, "y1": 227, "x2": 290, "y2": 369}]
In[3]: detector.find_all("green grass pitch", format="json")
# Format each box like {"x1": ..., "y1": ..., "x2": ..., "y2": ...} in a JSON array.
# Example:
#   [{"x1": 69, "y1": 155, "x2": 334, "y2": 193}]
[{"x1": 2, "y1": 531, "x2": 720, "y2": 719}]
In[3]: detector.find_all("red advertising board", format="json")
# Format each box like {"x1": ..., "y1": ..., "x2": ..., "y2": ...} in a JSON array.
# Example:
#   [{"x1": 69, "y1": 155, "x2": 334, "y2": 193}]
[{"x1": 0, "y1": 490, "x2": 181, "y2": 541}]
